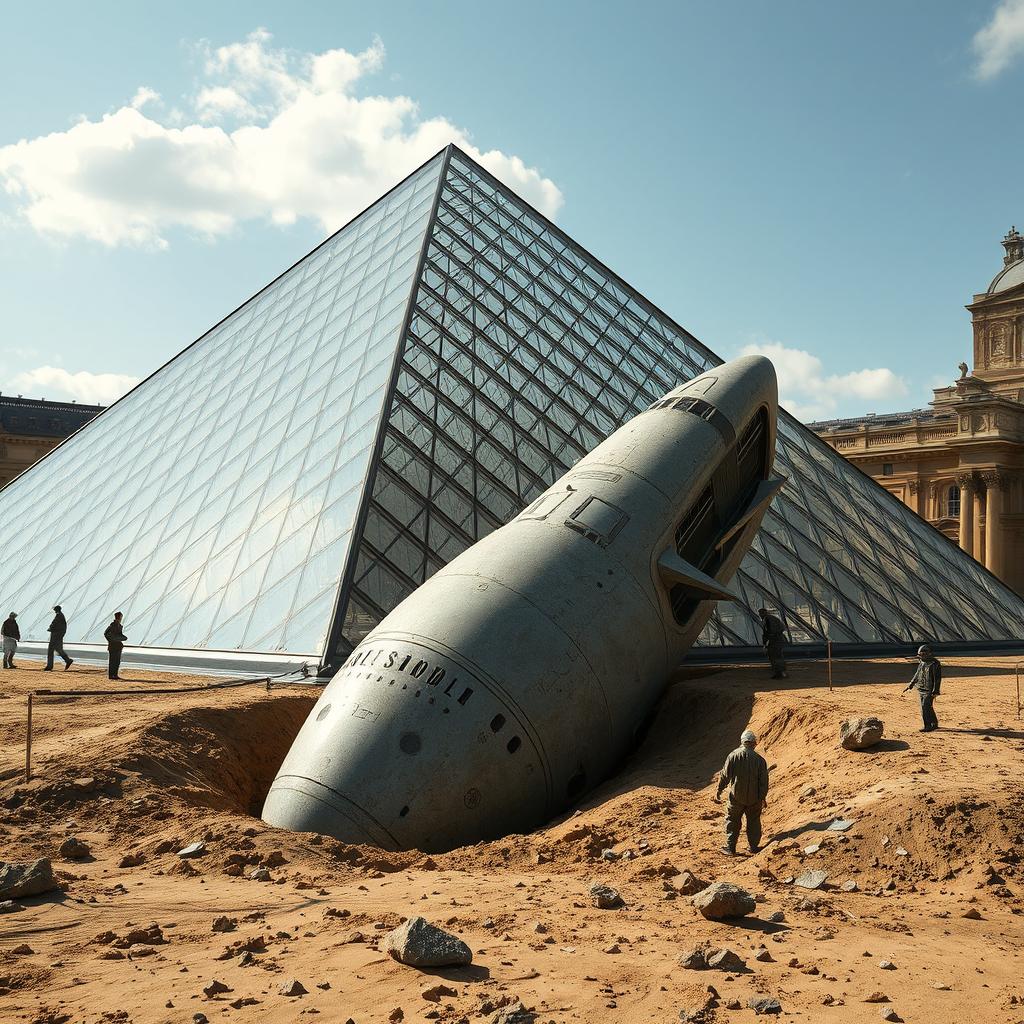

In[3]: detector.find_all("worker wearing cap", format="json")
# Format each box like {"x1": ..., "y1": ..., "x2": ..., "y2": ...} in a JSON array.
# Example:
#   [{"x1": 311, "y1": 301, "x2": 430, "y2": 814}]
[
  {"x1": 904, "y1": 644, "x2": 941, "y2": 732},
  {"x1": 714, "y1": 729, "x2": 770, "y2": 855}
]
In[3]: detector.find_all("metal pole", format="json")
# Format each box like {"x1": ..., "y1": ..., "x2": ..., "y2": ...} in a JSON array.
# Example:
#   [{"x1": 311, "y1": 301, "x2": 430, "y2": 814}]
[
  {"x1": 1017, "y1": 661, "x2": 1021, "y2": 720},
  {"x1": 25, "y1": 693, "x2": 32, "y2": 782},
  {"x1": 827, "y1": 640, "x2": 833, "y2": 692}
]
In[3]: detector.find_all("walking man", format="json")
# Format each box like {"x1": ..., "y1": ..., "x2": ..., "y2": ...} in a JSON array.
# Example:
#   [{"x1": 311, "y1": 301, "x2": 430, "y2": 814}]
[
  {"x1": 904, "y1": 643, "x2": 941, "y2": 732},
  {"x1": 758, "y1": 607, "x2": 788, "y2": 679},
  {"x1": 715, "y1": 728, "x2": 770, "y2": 855},
  {"x1": 104, "y1": 612, "x2": 127, "y2": 681},
  {"x1": 44, "y1": 605, "x2": 73, "y2": 671},
  {"x1": 1, "y1": 612, "x2": 19, "y2": 669}
]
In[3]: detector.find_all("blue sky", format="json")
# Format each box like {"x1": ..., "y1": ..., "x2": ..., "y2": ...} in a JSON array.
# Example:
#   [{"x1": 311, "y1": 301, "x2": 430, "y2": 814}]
[{"x1": 1, "y1": 1, "x2": 1022, "y2": 420}]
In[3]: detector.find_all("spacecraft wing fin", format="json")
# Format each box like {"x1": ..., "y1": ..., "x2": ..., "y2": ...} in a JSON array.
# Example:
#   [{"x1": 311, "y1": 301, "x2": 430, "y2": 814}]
[
  {"x1": 716, "y1": 475, "x2": 787, "y2": 551},
  {"x1": 657, "y1": 549, "x2": 739, "y2": 602}
]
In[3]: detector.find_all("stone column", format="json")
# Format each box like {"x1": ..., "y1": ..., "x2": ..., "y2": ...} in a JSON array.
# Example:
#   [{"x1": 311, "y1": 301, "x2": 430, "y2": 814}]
[
  {"x1": 982, "y1": 471, "x2": 1007, "y2": 578},
  {"x1": 957, "y1": 473, "x2": 975, "y2": 556}
]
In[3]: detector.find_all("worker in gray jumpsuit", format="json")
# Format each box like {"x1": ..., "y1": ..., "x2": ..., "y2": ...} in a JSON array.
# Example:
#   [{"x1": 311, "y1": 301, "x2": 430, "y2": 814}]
[
  {"x1": 715, "y1": 728, "x2": 770, "y2": 855},
  {"x1": 904, "y1": 643, "x2": 941, "y2": 731}
]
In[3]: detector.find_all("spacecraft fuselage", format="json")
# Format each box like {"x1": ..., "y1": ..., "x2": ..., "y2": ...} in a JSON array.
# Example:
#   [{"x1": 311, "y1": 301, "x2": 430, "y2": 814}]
[{"x1": 263, "y1": 355, "x2": 781, "y2": 852}]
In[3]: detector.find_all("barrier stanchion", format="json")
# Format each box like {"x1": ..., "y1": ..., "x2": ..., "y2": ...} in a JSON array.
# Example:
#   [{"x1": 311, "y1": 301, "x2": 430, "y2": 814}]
[
  {"x1": 827, "y1": 640, "x2": 833, "y2": 692},
  {"x1": 25, "y1": 693, "x2": 32, "y2": 782},
  {"x1": 1017, "y1": 660, "x2": 1023, "y2": 720}
]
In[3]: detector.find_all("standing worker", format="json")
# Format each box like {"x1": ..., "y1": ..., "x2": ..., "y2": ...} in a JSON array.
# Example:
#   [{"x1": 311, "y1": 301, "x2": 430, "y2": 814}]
[
  {"x1": 715, "y1": 728, "x2": 770, "y2": 855},
  {"x1": 44, "y1": 605, "x2": 73, "y2": 671},
  {"x1": 758, "y1": 607, "x2": 788, "y2": 679},
  {"x1": 1, "y1": 612, "x2": 20, "y2": 669},
  {"x1": 904, "y1": 643, "x2": 941, "y2": 732},
  {"x1": 104, "y1": 611, "x2": 127, "y2": 681}
]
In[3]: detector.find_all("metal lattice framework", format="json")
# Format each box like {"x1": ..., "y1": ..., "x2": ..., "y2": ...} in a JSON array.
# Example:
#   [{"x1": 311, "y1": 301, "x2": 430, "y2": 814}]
[{"x1": 1, "y1": 145, "x2": 1022, "y2": 671}]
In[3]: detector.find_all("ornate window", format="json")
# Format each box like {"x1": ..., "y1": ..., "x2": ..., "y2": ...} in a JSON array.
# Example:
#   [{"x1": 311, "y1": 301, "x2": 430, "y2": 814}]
[{"x1": 947, "y1": 484, "x2": 961, "y2": 518}]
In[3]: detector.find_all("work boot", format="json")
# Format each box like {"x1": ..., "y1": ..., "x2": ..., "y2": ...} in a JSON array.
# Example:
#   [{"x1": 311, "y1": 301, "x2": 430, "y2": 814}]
[
  {"x1": 720, "y1": 845, "x2": 736, "y2": 856},
  {"x1": 42, "y1": 667, "x2": 52, "y2": 671},
  {"x1": 65, "y1": 659, "x2": 74, "y2": 670},
  {"x1": 749, "y1": 845, "x2": 761, "y2": 854}
]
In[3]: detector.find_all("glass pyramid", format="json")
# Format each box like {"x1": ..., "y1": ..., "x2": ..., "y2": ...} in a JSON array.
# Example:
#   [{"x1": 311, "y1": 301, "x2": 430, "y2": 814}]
[{"x1": 2, "y1": 145, "x2": 1022, "y2": 669}]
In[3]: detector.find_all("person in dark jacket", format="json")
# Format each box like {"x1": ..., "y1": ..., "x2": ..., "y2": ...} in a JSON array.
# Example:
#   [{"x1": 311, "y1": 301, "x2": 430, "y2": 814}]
[
  {"x1": 715, "y1": 729, "x2": 770, "y2": 855},
  {"x1": 44, "y1": 605, "x2": 73, "y2": 671},
  {"x1": 904, "y1": 643, "x2": 941, "y2": 731},
  {"x1": 2, "y1": 612, "x2": 20, "y2": 669},
  {"x1": 104, "y1": 612, "x2": 127, "y2": 680},
  {"x1": 758, "y1": 607, "x2": 788, "y2": 679}
]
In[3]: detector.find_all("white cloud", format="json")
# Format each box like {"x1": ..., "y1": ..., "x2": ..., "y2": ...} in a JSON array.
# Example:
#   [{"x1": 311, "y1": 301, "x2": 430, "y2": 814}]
[
  {"x1": 738, "y1": 340, "x2": 908, "y2": 422},
  {"x1": 0, "y1": 30, "x2": 563, "y2": 249},
  {"x1": 130, "y1": 87, "x2": 161, "y2": 110},
  {"x1": 972, "y1": 0, "x2": 1024, "y2": 79},
  {"x1": 4, "y1": 366, "x2": 140, "y2": 405}
]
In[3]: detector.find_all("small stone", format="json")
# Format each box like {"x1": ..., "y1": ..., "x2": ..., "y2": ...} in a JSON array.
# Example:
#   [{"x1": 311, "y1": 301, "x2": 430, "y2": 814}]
[
  {"x1": 747, "y1": 996, "x2": 782, "y2": 1015},
  {"x1": 278, "y1": 978, "x2": 307, "y2": 996},
  {"x1": 879, "y1": 1010, "x2": 901, "y2": 1022},
  {"x1": 840, "y1": 717, "x2": 884, "y2": 750},
  {"x1": 879, "y1": 960, "x2": 896, "y2": 970},
  {"x1": 388, "y1": 1009, "x2": 404, "y2": 1024},
  {"x1": 678, "y1": 948, "x2": 708, "y2": 970},
  {"x1": 488, "y1": 1002, "x2": 536, "y2": 1024},
  {"x1": 0, "y1": 900, "x2": 22, "y2": 914},
  {"x1": 726, "y1": 1000, "x2": 742, "y2": 1010},
  {"x1": 933, "y1": 983, "x2": 951, "y2": 991},
  {"x1": 706, "y1": 948, "x2": 746, "y2": 971},
  {"x1": 59, "y1": 836, "x2": 90, "y2": 860},
  {"x1": 249, "y1": 867, "x2": 271, "y2": 881},
  {"x1": 691, "y1": 882, "x2": 755, "y2": 919},
  {"x1": 590, "y1": 883, "x2": 625, "y2": 909},
  {"x1": 600, "y1": 848, "x2": 618, "y2": 861},
  {"x1": 12, "y1": 943, "x2": 34, "y2": 954},
  {"x1": 863, "y1": 992, "x2": 890, "y2": 1003},
  {"x1": 828, "y1": 818, "x2": 855, "y2": 831},
  {"x1": 840, "y1": 880, "x2": 859, "y2": 892},
  {"x1": 211, "y1": 916, "x2": 236, "y2": 933},
  {"x1": 421, "y1": 983, "x2": 457, "y2": 1002},
  {"x1": 768, "y1": 910, "x2": 785, "y2": 923},
  {"x1": 894, "y1": 848, "x2": 908, "y2": 857},
  {"x1": 754, "y1": 948, "x2": 773, "y2": 962},
  {"x1": 962, "y1": 907, "x2": 982, "y2": 920},
  {"x1": 803, "y1": 844, "x2": 821, "y2": 855},
  {"x1": 603, "y1": 943, "x2": 621, "y2": 954},
  {"x1": 118, "y1": 853, "x2": 144, "y2": 868},
  {"x1": 202, "y1": 980, "x2": 232, "y2": 998},
  {"x1": 192, "y1": 1015, "x2": 208, "y2": 1024},
  {"x1": 382, "y1": 917, "x2": 472, "y2": 967},
  {"x1": 177, "y1": 842, "x2": 207, "y2": 859},
  {"x1": 675, "y1": 870, "x2": 707, "y2": 896},
  {"x1": 794, "y1": 870, "x2": 828, "y2": 890}
]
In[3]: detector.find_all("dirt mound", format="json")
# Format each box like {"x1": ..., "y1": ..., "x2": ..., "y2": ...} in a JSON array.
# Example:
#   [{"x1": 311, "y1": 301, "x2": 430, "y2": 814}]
[{"x1": 117, "y1": 693, "x2": 316, "y2": 814}]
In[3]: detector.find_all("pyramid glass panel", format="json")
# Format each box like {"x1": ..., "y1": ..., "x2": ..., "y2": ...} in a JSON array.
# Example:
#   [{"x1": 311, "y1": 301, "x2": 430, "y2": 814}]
[
  {"x1": 0, "y1": 152, "x2": 445, "y2": 656},
  {"x1": 328, "y1": 147, "x2": 1024, "y2": 661}
]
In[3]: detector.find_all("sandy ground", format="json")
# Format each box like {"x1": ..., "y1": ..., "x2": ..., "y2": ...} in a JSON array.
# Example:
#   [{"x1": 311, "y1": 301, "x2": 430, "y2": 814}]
[{"x1": 1, "y1": 654, "x2": 1023, "y2": 1024}]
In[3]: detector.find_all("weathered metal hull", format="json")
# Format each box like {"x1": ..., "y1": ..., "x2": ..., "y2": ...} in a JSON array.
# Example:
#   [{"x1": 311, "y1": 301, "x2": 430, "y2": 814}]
[{"x1": 263, "y1": 355, "x2": 780, "y2": 851}]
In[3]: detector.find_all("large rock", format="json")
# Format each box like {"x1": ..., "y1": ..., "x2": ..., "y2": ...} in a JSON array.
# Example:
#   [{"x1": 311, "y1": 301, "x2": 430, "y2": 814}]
[
  {"x1": 382, "y1": 917, "x2": 472, "y2": 968},
  {"x1": 692, "y1": 882, "x2": 756, "y2": 920},
  {"x1": 840, "y1": 717, "x2": 884, "y2": 750},
  {"x1": 589, "y1": 883, "x2": 625, "y2": 909},
  {"x1": 0, "y1": 859, "x2": 59, "y2": 900}
]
